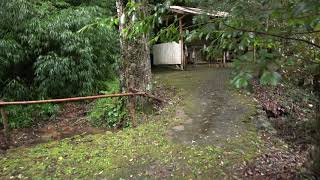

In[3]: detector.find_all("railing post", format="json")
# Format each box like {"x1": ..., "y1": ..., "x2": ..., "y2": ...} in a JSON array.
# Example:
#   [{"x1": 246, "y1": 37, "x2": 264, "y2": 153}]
[{"x1": 0, "y1": 103, "x2": 10, "y2": 147}]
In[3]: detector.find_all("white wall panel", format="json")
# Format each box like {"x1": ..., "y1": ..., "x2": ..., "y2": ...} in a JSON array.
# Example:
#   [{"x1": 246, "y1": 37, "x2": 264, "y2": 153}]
[{"x1": 153, "y1": 41, "x2": 182, "y2": 65}]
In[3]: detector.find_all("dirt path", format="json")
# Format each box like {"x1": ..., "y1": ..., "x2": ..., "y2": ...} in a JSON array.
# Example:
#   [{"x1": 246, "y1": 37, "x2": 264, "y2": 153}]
[{"x1": 155, "y1": 66, "x2": 252, "y2": 146}]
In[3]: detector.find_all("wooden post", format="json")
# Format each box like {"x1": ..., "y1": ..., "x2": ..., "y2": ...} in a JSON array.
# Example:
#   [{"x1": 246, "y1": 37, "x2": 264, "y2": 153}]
[
  {"x1": 179, "y1": 17, "x2": 185, "y2": 70},
  {"x1": 0, "y1": 104, "x2": 10, "y2": 146}
]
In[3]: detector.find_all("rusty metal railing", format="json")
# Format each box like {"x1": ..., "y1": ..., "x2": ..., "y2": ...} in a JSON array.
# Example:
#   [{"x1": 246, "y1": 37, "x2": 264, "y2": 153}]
[{"x1": 0, "y1": 91, "x2": 163, "y2": 148}]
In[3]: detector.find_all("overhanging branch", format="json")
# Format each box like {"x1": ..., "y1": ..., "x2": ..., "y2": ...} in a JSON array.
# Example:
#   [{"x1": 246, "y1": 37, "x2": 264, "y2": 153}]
[{"x1": 223, "y1": 23, "x2": 320, "y2": 49}]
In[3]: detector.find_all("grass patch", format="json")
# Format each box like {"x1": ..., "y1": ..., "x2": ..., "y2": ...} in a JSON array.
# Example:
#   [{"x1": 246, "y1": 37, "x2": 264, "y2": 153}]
[
  {"x1": 0, "y1": 94, "x2": 262, "y2": 179},
  {"x1": 0, "y1": 117, "x2": 261, "y2": 179}
]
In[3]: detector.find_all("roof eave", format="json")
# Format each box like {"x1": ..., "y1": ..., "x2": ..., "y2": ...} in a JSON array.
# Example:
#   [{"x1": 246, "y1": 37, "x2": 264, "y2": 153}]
[{"x1": 169, "y1": 6, "x2": 229, "y2": 17}]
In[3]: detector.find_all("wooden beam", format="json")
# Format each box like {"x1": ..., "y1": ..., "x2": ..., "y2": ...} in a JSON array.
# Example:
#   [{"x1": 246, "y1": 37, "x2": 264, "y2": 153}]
[{"x1": 179, "y1": 16, "x2": 185, "y2": 70}]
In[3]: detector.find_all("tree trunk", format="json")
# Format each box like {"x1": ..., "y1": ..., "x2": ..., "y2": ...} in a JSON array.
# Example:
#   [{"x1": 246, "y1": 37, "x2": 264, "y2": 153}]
[
  {"x1": 116, "y1": 0, "x2": 152, "y2": 126},
  {"x1": 0, "y1": 106, "x2": 10, "y2": 147},
  {"x1": 116, "y1": 0, "x2": 152, "y2": 92},
  {"x1": 312, "y1": 74, "x2": 320, "y2": 176}
]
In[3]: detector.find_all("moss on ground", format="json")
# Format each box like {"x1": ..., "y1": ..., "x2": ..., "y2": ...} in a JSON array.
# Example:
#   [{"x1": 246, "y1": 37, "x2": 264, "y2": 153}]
[
  {"x1": 0, "y1": 67, "x2": 263, "y2": 179},
  {"x1": 0, "y1": 102, "x2": 261, "y2": 179}
]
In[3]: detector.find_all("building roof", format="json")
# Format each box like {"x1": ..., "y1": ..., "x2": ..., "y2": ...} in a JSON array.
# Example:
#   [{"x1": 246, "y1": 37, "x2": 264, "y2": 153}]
[{"x1": 169, "y1": 6, "x2": 229, "y2": 17}]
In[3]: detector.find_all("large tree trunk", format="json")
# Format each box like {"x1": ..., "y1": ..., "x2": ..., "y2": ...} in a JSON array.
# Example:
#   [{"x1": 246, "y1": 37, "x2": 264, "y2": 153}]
[
  {"x1": 312, "y1": 74, "x2": 320, "y2": 176},
  {"x1": 116, "y1": 0, "x2": 152, "y2": 92},
  {"x1": 116, "y1": 0, "x2": 152, "y2": 126}
]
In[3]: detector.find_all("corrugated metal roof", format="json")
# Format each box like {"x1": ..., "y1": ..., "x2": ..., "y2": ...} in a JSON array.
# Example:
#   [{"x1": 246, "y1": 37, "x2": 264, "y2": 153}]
[{"x1": 169, "y1": 6, "x2": 229, "y2": 17}]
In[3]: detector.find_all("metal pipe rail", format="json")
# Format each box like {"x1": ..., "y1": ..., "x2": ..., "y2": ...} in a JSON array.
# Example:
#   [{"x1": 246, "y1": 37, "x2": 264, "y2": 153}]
[
  {"x1": 0, "y1": 91, "x2": 163, "y2": 148},
  {"x1": 0, "y1": 92, "x2": 146, "y2": 106}
]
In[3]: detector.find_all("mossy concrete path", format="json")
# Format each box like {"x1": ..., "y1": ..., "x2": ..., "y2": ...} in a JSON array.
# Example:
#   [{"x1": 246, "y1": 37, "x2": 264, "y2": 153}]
[
  {"x1": 0, "y1": 66, "x2": 261, "y2": 179},
  {"x1": 159, "y1": 67, "x2": 250, "y2": 146}
]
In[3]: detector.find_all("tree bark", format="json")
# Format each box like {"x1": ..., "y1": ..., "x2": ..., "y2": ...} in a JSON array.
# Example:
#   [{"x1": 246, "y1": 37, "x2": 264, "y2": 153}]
[
  {"x1": 312, "y1": 74, "x2": 320, "y2": 175},
  {"x1": 116, "y1": 0, "x2": 152, "y2": 126},
  {"x1": 0, "y1": 106, "x2": 10, "y2": 147},
  {"x1": 116, "y1": 0, "x2": 152, "y2": 92}
]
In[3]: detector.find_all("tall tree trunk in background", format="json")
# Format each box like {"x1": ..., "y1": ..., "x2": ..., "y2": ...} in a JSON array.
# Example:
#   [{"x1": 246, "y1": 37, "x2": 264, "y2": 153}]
[{"x1": 116, "y1": 0, "x2": 152, "y2": 126}]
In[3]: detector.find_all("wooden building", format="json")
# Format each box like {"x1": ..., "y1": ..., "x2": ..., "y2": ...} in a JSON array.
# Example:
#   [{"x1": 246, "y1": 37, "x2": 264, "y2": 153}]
[{"x1": 152, "y1": 6, "x2": 229, "y2": 70}]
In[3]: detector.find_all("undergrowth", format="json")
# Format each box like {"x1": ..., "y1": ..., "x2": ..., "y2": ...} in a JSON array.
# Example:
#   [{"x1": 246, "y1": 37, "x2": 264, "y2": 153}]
[
  {"x1": 0, "y1": 104, "x2": 60, "y2": 129},
  {"x1": 88, "y1": 79, "x2": 128, "y2": 128}
]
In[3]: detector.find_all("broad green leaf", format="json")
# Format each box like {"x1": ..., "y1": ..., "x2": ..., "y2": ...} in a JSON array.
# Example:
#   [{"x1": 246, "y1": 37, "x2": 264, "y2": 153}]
[{"x1": 260, "y1": 71, "x2": 281, "y2": 86}]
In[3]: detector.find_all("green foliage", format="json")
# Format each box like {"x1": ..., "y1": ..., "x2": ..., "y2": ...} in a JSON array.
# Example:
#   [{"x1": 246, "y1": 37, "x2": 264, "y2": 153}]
[
  {"x1": 0, "y1": 0, "x2": 119, "y2": 128},
  {"x1": 88, "y1": 80, "x2": 128, "y2": 128},
  {"x1": 223, "y1": 0, "x2": 319, "y2": 87},
  {"x1": 0, "y1": 0, "x2": 119, "y2": 100},
  {"x1": 137, "y1": 0, "x2": 319, "y2": 88},
  {"x1": 0, "y1": 104, "x2": 59, "y2": 129},
  {"x1": 118, "y1": 1, "x2": 174, "y2": 42},
  {"x1": 231, "y1": 72, "x2": 252, "y2": 89},
  {"x1": 260, "y1": 71, "x2": 281, "y2": 86},
  {"x1": 151, "y1": 23, "x2": 180, "y2": 44}
]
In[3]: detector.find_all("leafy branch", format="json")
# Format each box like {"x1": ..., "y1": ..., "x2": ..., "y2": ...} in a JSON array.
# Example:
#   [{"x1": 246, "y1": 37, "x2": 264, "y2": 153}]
[{"x1": 223, "y1": 23, "x2": 320, "y2": 49}]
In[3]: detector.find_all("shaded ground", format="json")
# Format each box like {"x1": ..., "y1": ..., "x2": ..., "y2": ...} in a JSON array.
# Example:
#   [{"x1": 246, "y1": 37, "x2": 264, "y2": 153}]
[
  {"x1": 158, "y1": 67, "x2": 251, "y2": 146},
  {"x1": 240, "y1": 80, "x2": 318, "y2": 179},
  {"x1": 0, "y1": 103, "x2": 106, "y2": 152},
  {"x1": 0, "y1": 66, "x2": 263, "y2": 179}
]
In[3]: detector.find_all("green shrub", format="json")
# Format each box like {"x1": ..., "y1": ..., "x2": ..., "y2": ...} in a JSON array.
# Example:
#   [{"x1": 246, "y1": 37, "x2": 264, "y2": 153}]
[
  {"x1": 88, "y1": 80, "x2": 128, "y2": 128},
  {"x1": 0, "y1": 0, "x2": 119, "y2": 128},
  {"x1": 0, "y1": 0, "x2": 119, "y2": 100},
  {"x1": 0, "y1": 104, "x2": 60, "y2": 129}
]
